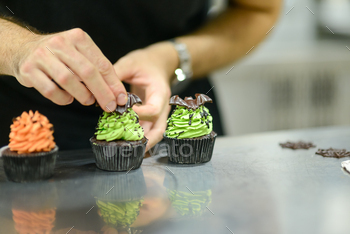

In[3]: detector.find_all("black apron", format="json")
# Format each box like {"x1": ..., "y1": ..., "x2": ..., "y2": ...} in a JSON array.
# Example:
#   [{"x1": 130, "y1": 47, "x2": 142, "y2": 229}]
[{"x1": 0, "y1": 0, "x2": 224, "y2": 150}]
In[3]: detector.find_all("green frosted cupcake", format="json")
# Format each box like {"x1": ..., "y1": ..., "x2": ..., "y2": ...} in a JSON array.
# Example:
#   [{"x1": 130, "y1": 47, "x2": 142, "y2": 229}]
[
  {"x1": 164, "y1": 93, "x2": 217, "y2": 164},
  {"x1": 90, "y1": 93, "x2": 148, "y2": 171}
]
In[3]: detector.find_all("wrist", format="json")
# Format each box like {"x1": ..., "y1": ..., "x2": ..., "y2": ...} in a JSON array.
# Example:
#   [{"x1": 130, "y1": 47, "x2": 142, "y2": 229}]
[
  {"x1": 145, "y1": 41, "x2": 179, "y2": 84},
  {"x1": 0, "y1": 18, "x2": 39, "y2": 76},
  {"x1": 10, "y1": 33, "x2": 40, "y2": 76}
]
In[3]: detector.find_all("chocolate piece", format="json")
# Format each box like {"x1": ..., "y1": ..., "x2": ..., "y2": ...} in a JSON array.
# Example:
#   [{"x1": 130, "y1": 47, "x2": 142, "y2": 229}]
[
  {"x1": 280, "y1": 141, "x2": 316, "y2": 150},
  {"x1": 95, "y1": 93, "x2": 142, "y2": 114},
  {"x1": 169, "y1": 93, "x2": 212, "y2": 110},
  {"x1": 115, "y1": 93, "x2": 142, "y2": 114},
  {"x1": 341, "y1": 160, "x2": 350, "y2": 174},
  {"x1": 316, "y1": 148, "x2": 350, "y2": 158}
]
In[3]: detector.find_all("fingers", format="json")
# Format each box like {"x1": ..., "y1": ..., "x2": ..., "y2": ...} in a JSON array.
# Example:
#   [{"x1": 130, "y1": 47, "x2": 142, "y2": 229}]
[
  {"x1": 144, "y1": 106, "x2": 170, "y2": 151},
  {"x1": 35, "y1": 50, "x2": 95, "y2": 106},
  {"x1": 24, "y1": 69, "x2": 73, "y2": 105},
  {"x1": 133, "y1": 92, "x2": 166, "y2": 121},
  {"x1": 17, "y1": 29, "x2": 124, "y2": 111},
  {"x1": 139, "y1": 120, "x2": 152, "y2": 135},
  {"x1": 42, "y1": 31, "x2": 118, "y2": 112},
  {"x1": 66, "y1": 28, "x2": 127, "y2": 106}
]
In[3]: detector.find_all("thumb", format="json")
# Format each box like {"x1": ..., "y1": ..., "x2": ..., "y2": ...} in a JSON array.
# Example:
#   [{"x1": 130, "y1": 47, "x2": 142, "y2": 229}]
[
  {"x1": 113, "y1": 57, "x2": 135, "y2": 82},
  {"x1": 133, "y1": 105, "x2": 158, "y2": 121}
]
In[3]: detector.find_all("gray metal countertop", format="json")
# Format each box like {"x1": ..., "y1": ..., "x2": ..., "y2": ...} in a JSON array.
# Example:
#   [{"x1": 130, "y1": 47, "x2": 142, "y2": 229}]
[{"x1": 1, "y1": 126, "x2": 350, "y2": 234}]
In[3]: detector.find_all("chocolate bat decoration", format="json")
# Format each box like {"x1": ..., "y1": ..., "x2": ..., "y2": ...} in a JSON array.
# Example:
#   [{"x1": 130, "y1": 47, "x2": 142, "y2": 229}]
[
  {"x1": 115, "y1": 92, "x2": 142, "y2": 114},
  {"x1": 169, "y1": 93, "x2": 212, "y2": 110}
]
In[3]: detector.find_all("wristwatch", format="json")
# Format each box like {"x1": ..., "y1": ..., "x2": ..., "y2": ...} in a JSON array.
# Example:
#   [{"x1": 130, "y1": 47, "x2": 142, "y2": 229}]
[{"x1": 169, "y1": 39, "x2": 193, "y2": 91}]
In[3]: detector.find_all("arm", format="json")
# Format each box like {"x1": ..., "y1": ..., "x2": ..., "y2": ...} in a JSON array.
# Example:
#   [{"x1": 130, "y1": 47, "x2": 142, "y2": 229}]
[
  {"x1": 113, "y1": 0, "x2": 281, "y2": 150},
  {"x1": 177, "y1": 0, "x2": 282, "y2": 78},
  {"x1": 0, "y1": 17, "x2": 127, "y2": 111}
]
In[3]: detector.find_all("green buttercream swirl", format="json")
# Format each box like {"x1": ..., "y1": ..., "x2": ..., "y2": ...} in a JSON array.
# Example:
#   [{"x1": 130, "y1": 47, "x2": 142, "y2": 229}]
[
  {"x1": 165, "y1": 106, "x2": 212, "y2": 139},
  {"x1": 95, "y1": 108, "x2": 144, "y2": 141}
]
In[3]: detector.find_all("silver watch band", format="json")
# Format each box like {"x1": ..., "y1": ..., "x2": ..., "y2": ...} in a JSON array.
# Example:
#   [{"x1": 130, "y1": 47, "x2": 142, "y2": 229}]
[{"x1": 169, "y1": 39, "x2": 193, "y2": 82}]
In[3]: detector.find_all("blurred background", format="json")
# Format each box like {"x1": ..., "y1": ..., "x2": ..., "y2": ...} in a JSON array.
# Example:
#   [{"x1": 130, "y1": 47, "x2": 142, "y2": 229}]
[{"x1": 210, "y1": 0, "x2": 350, "y2": 136}]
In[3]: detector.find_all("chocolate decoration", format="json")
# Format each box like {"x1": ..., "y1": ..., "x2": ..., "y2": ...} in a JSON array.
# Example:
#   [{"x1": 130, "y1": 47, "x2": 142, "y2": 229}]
[
  {"x1": 115, "y1": 93, "x2": 142, "y2": 114},
  {"x1": 341, "y1": 160, "x2": 350, "y2": 174},
  {"x1": 316, "y1": 148, "x2": 350, "y2": 158},
  {"x1": 280, "y1": 141, "x2": 316, "y2": 150},
  {"x1": 169, "y1": 93, "x2": 212, "y2": 110}
]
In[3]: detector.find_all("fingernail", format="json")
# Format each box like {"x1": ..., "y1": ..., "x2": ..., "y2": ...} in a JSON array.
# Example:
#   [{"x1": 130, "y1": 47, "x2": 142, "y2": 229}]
[
  {"x1": 117, "y1": 93, "x2": 127, "y2": 106},
  {"x1": 106, "y1": 100, "x2": 116, "y2": 112},
  {"x1": 85, "y1": 95, "x2": 95, "y2": 105}
]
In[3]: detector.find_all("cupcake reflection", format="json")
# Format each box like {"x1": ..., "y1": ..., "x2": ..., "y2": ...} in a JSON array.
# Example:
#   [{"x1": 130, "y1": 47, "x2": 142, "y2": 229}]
[
  {"x1": 92, "y1": 168, "x2": 171, "y2": 233},
  {"x1": 9, "y1": 182, "x2": 58, "y2": 233},
  {"x1": 92, "y1": 169, "x2": 147, "y2": 233},
  {"x1": 163, "y1": 163, "x2": 215, "y2": 218},
  {"x1": 12, "y1": 209, "x2": 56, "y2": 234},
  {"x1": 96, "y1": 199, "x2": 143, "y2": 229},
  {"x1": 167, "y1": 189, "x2": 211, "y2": 217}
]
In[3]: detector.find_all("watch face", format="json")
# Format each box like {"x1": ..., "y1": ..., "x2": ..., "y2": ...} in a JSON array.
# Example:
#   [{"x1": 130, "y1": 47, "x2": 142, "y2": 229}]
[{"x1": 175, "y1": 69, "x2": 186, "y2": 82}]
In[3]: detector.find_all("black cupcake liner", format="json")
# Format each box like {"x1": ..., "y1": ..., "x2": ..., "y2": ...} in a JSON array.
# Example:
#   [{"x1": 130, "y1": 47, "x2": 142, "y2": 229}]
[
  {"x1": 1, "y1": 146, "x2": 58, "y2": 183},
  {"x1": 163, "y1": 132, "x2": 217, "y2": 164},
  {"x1": 90, "y1": 137, "x2": 148, "y2": 172},
  {"x1": 92, "y1": 168, "x2": 147, "y2": 202}
]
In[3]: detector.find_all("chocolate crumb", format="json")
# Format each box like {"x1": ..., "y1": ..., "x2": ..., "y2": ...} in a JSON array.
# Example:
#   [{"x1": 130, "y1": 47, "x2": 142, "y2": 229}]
[
  {"x1": 280, "y1": 141, "x2": 316, "y2": 150},
  {"x1": 316, "y1": 148, "x2": 350, "y2": 158}
]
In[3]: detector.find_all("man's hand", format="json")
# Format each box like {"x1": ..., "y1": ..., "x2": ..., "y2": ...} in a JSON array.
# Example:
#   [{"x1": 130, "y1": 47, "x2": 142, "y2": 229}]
[
  {"x1": 12, "y1": 28, "x2": 127, "y2": 111},
  {"x1": 113, "y1": 42, "x2": 178, "y2": 151}
]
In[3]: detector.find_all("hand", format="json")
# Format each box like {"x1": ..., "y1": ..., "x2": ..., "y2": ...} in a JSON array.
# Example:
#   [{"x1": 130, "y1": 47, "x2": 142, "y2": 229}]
[
  {"x1": 113, "y1": 42, "x2": 178, "y2": 151},
  {"x1": 13, "y1": 28, "x2": 127, "y2": 111}
]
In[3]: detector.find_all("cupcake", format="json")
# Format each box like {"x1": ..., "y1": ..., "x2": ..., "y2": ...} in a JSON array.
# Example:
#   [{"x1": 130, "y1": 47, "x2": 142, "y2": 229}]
[
  {"x1": 90, "y1": 93, "x2": 148, "y2": 171},
  {"x1": 164, "y1": 93, "x2": 217, "y2": 164},
  {"x1": 1, "y1": 110, "x2": 58, "y2": 182}
]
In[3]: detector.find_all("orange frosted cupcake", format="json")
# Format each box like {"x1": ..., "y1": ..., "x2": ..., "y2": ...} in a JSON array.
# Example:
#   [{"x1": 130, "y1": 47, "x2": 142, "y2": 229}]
[{"x1": 1, "y1": 110, "x2": 58, "y2": 182}]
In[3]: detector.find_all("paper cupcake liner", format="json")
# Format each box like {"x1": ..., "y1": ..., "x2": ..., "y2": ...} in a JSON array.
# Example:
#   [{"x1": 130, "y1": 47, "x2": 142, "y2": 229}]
[
  {"x1": 92, "y1": 168, "x2": 147, "y2": 202},
  {"x1": 163, "y1": 132, "x2": 217, "y2": 164},
  {"x1": 1, "y1": 146, "x2": 58, "y2": 183},
  {"x1": 90, "y1": 137, "x2": 148, "y2": 172}
]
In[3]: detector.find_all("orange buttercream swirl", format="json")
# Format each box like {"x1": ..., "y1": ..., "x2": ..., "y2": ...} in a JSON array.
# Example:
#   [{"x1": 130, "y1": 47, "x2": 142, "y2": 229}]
[{"x1": 9, "y1": 110, "x2": 56, "y2": 154}]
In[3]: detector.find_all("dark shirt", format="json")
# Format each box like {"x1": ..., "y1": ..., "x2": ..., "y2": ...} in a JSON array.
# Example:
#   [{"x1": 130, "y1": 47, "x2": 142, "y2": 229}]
[{"x1": 0, "y1": 0, "x2": 223, "y2": 150}]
